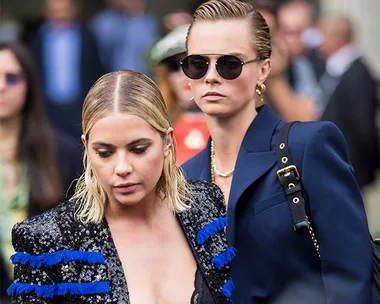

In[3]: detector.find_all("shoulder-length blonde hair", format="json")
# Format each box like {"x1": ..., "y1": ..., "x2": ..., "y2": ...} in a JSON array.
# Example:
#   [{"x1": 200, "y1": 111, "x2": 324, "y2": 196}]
[{"x1": 71, "y1": 70, "x2": 190, "y2": 224}]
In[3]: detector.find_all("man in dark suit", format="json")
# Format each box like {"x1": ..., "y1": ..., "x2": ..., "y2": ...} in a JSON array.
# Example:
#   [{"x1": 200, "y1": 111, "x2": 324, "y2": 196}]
[
  {"x1": 27, "y1": 0, "x2": 105, "y2": 140},
  {"x1": 317, "y1": 13, "x2": 380, "y2": 188}
]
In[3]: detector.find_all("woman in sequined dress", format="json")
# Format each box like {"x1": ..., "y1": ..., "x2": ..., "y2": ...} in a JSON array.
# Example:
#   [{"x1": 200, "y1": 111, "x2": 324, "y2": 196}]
[{"x1": 8, "y1": 70, "x2": 233, "y2": 303}]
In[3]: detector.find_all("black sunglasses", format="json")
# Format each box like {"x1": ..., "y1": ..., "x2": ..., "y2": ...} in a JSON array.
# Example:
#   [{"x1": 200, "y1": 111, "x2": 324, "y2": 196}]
[
  {"x1": 180, "y1": 54, "x2": 261, "y2": 80},
  {"x1": 1, "y1": 72, "x2": 24, "y2": 86}
]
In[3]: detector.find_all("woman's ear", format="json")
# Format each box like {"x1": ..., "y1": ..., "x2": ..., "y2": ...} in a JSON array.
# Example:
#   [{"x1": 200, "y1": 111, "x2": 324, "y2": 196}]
[
  {"x1": 257, "y1": 58, "x2": 272, "y2": 84},
  {"x1": 81, "y1": 134, "x2": 87, "y2": 148},
  {"x1": 164, "y1": 127, "x2": 174, "y2": 157}
]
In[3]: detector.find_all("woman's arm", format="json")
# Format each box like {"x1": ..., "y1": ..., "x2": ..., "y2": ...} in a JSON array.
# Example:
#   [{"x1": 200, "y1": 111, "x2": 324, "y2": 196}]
[
  {"x1": 8, "y1": 224, "x2": 55, "y2": 304},
  {"x1": 301, "y1": 122, "x2": 373, "y2": 303}
]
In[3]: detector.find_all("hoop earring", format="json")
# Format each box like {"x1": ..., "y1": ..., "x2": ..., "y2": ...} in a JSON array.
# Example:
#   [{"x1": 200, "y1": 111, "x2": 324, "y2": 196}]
[{"x1": 255, "y1": 83, "x2": 266, "y2": 105}]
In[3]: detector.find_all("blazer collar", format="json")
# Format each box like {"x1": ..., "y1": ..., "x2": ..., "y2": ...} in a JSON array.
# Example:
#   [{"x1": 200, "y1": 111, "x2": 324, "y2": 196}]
[
  {"x1": 193, "y1": 105, "x2": 281, "y2": 178},
  {"x1": 226, "y1": 106, "x2": 282, "y2": 244},
  {"x1": 240, "y1": 105, "x2": 281, "y2": 152},
  {"x1": 185, "y1": 106, "x2": 282, "y2": 245}
]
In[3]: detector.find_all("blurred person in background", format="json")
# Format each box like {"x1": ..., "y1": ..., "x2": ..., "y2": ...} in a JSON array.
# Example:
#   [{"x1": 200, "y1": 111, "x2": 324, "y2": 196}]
[
  {"x1": 151, "y1": 25, "x2": 209, "y2": 165},
  {"x1": 90, "y1": 0, "x2": 158, "y2": 74},
  {"x1": 162, "y1": 8, "x2": 192, "y2": 34},
  {"x1": 0, "y1": 42, "x2": 82, "y2": 302},
  {"x1": 27, "y1": 0, "x2": 105, "y2": 140},
  {"x1": 317, "y1": 13, "x2": 380, "y2": 189},
  {"x1": 0, "y1": 10, "x2": 21, "y2": 43},
  {"x1": 245, "y1": 0, "x2": 317, "y2": 121},
  {"x1": 277, "y1": 0, "x2": 325, "y2": 104}
]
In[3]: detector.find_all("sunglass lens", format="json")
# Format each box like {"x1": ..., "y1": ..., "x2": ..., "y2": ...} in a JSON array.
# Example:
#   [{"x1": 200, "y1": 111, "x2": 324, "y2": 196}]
[
  {"x1": 216, "y1": 55, "x2": 243, "y2": 80},
  {"x1": 5, "y1": 73, "x2": 23, "y2": 86},
  {"x1": 181, "y1": 55, "x2": 208, "y2": 79}
]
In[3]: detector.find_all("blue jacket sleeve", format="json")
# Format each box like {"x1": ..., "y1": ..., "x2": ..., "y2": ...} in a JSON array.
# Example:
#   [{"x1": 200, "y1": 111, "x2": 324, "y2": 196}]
[{"x1": 301, "y1": 122, "x2": 373, "y2": 303}]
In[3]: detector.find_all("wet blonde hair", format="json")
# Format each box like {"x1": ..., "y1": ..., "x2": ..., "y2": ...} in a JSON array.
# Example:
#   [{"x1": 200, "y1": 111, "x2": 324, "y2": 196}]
[
  {"x1": 71, "y1": 70, "x2": 190, "y2": 224},
  {"x1": 186, "y1": 0, "x2": 272, "y2": 60}
]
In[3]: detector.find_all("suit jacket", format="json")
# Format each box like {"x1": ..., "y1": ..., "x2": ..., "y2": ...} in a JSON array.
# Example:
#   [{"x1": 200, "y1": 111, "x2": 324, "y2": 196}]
[
  {"x1": 28, "y1": 23, "x2": 106, "y2": 140},
  {"x1": 8, "y1": 181, "x2": 232, "y2": 304},
  {"x1": 320, "y1": 58, "x2": 380, "y2": 188},
  {"x1": 182, "y1": 105, "x2": 375, "y2": 304}
]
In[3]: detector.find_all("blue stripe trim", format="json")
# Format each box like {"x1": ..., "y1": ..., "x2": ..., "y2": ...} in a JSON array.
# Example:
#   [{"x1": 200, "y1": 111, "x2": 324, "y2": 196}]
[
  {"x1": 7, "y1": 281, "x2": 110, "y2": 298},
  {"x1": 10, "y1": 250, "x2": 105, "y2": 268},
  {"x1": 197, "y1": 216, "x2": 228, "y2": 245},
  {"x1": 211, "y1": 246, "x2": 236, "y2": 269},
  {"x1": 221, "y1": 279, "x2": 235, "y2": 299}
]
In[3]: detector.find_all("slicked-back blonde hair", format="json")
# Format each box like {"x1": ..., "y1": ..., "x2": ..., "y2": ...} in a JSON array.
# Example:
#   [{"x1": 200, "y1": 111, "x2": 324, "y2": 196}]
[
  {"x1": 186, "y1": 0, "x2": 272, "y2": 60},
  {"x1": 71, "y1": 70, "x2": 190, "y2": 224}
]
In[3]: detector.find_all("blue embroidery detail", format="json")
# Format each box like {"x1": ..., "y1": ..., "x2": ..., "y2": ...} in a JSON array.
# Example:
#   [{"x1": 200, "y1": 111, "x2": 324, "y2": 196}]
[
  {"x1": 197, "y1": 216, "x2": 228, "y2": 245},
  {"x1": 212, "y1": 246, "x2": 237, "y2": 269},
  {"x1": 221, "y1": 279, "x2": 235, "y2": 299},
  {"x1": 7, "y1": 281, "x2": 110, "y2": 298},
  {"x1": 10, "y1": 250, "x2": 105, "y2": 268}
]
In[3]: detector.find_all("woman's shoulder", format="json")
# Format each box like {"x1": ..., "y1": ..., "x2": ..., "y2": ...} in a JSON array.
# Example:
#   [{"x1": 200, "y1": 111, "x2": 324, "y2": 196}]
[
  {"x1": 12, "y1": 200, "x2": 77, "y2": 254},
  {"x1": 180, "y1": 180, "x2": 227, "y2": 230},
  {"x1": 284, "y1": 120, "x2": 347, "y2": 157},
  {"x1": 187, "y1": 179, "x2": 226, "y2": 212},
  {"x1": 288, "y1": 120, "x2": 344, "y2": 145}
]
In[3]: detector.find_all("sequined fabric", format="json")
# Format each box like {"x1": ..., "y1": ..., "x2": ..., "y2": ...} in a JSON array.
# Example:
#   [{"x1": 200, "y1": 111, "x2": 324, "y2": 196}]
[{"x1": 10, "y1": 180, "x2": 231, "y2": 303}]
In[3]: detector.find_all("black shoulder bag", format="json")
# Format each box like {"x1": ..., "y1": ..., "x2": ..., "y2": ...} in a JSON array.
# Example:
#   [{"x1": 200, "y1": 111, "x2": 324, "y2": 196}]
[{"x1": 276, "y1": 122, "x2": 380, "y2": 302}]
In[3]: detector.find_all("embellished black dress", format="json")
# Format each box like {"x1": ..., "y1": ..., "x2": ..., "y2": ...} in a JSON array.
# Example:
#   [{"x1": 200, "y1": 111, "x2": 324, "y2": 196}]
[{"x1": 8, "y1": 181, "x2": 234, "y2": 303}]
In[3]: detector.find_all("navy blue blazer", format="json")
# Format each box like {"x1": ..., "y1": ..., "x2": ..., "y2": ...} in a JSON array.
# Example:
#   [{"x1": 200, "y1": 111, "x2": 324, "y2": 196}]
[{"x1": 182, "y1": 105, "x2": 375, "y2": 304}]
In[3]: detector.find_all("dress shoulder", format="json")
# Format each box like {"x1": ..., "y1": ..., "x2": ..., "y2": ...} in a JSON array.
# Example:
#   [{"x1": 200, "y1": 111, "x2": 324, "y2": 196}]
[
  {"x1": 12, "y1": 200, "x2": 77, "y2": 254},
  {"x1": 187, "y1": 179, "x2": 226, "y2": 212}
]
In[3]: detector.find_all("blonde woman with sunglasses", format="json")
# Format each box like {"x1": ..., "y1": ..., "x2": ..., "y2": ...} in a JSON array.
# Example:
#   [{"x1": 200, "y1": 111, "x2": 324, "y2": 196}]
[{"x1": 182, "y1": 1, "x2": 376, "y2": 303}]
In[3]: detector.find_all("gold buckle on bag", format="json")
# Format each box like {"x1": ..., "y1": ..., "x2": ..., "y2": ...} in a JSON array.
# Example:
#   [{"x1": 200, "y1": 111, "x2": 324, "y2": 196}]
[{"x1": 276, "y1": 165, "x2": 300, "y2": 180}]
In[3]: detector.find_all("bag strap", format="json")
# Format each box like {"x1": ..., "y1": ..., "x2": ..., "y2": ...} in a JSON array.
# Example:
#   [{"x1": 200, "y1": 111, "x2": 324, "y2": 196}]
[{"x1": 276, "y1": 122, "x2": 321, "y2": 259}]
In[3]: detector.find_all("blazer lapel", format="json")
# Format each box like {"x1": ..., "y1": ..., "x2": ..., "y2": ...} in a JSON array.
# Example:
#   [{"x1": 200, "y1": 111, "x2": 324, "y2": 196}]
[
  {"x1": 184, "y1": 139, "x2": 212, "y2": 182},
  {"x1": 73, "y1": 218, "x2": 130, "y2": 303},
  {"x1": 177, "y1": 181, "x2": 230, "y2": 304},
  {"x1": 227, "y1": 106, "x2": 281, "y2": 245},
  {"x1": 199, "y1": 139, "x2": 212, "y2": 181}
]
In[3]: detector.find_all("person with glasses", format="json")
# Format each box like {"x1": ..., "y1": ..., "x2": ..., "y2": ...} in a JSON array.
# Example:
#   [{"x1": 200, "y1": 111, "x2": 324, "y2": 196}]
[
  {"x1": 181, "y1": 0, "x2": 375, "y2": 303},
  {"x1": 150, "y1": 24, "x2": 209, "y2": 165},
  {"x1": 7, "y1": 70, "x2": 232, "y2": 304},
  {"x1": 0, "y1": 42, "x2": 82, "y2": 302}
]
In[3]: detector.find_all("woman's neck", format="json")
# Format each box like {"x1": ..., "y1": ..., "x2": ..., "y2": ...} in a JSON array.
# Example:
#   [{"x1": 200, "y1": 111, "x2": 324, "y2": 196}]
[
  {"x1": 206, "y1": 107, "x2": 258, "y2": 171},
  {"x1": 0, "y1": 115, "x2": 22, "y2": 161},
  {"x1": 106, "y1": 190, "x2": 170, "y2": 227}
]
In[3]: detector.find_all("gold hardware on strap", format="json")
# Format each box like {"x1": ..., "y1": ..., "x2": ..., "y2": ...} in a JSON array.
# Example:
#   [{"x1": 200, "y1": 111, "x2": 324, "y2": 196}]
[
  {"x1": 306, "y1": 218, "x2": 321, "y2": 259},
  {"x1": 276, "y1": 165, "x2": 300, "y2": 180}
]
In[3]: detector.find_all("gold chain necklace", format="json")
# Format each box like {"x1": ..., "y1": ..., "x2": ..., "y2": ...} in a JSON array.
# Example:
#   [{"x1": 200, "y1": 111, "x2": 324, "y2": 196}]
[{"x1": 210, "y1": 140, "x2": 234, "y2": 183}]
